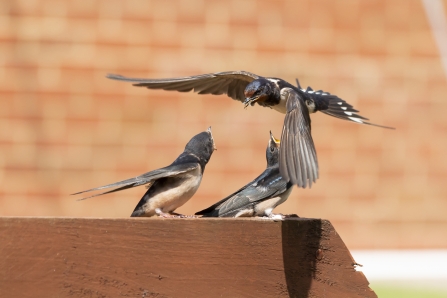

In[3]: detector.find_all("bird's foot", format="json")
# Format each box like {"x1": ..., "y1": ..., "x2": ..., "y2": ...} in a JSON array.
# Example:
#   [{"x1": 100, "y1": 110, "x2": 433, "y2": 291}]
[
  {"x1": 157, "y1": 212, "x2": 177, "y2": 218},
  {"x1": 169, "y1": 212, "x2": 198, "y2": 218},
  {"x1": 182, "y1": 214, "x2": 199, "y2": 218},
  {"x1": 154, "y1": 208, "x2": 178, "y2": 218}
]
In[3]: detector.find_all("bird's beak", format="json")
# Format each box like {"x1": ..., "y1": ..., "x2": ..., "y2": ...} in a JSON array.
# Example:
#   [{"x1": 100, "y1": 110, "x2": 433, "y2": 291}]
[
  {"x1": 207, "y1": 126, "x2": 217, "y2": 150},
  {"x1": 243, "y1": 95, "x2": 260, "y2": 109},
  {"x1": 270, "y1": 131, "x2": 280, "y2": 145}
]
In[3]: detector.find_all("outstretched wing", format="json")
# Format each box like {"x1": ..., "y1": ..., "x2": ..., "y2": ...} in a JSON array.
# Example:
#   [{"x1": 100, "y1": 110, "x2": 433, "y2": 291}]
[
  {"x1": 72, "y1": 163, "x2": 199, "y2": 200},
  {"x1": 303, "y1": 86, "x2": 395, "y2": 129},
  {"x1": 107, "y1": 71, "x2": 260, "y2": 102},
  {"x1": 280, "y1": 88, "x2": 319, "y2": 188}
]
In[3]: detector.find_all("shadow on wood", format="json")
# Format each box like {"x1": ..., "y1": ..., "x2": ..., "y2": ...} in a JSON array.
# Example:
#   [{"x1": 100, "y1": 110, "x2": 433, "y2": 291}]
[
  {"x1": 0, "y1": 217, "x2": 375, "y2": 298},
  {"x1": 282, "y1": 219, "x2": 322, "y2": 297}
]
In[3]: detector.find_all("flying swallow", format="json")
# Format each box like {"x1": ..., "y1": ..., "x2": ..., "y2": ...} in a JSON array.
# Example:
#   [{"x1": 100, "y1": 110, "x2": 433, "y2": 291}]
[
  {"x1": 72, "y1": 127, "x2": 216, "y2": 217},
  {"x1": 195, "y1": 132, "x2": 293, "y2": 219},
  {"x1": 107, "y1": 71, "x2": 394, "y2": 188}
]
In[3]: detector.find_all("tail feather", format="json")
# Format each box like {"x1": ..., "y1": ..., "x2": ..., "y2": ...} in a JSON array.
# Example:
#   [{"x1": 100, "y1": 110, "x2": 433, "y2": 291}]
[
  {"x1": 301, "y1": 86, "x2": 395, "y2": 130},
  {"x1": 75, "y1": 184, "x2": 141, "y2": 201},
  {"x1": 71, "y1": 177, "x2": 148, "y2": 196}
]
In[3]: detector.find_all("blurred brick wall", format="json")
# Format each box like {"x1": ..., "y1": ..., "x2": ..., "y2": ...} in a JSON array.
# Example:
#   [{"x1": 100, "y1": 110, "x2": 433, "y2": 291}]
[{"x1": 1, "y1": 0, "x2": 447, "y2": 249}]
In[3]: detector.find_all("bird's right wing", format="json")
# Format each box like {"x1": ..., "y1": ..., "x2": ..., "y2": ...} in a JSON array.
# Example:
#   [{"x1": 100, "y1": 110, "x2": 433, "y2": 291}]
[
  {"x1": 107, "y1": 71, "x2": 260, "y2": 102},
  {"x1": 72, "y1": 163, "x2": 199, "y2": 200},
  {"x1": 196, "y1": 168, "x2": 288, "y2": 216},
  {"x1": 195, "y1": 183, "x2": 251, "y2": 216},
  {"x1": 280, "y1": 88, "x2": 319, "y2": 188}
]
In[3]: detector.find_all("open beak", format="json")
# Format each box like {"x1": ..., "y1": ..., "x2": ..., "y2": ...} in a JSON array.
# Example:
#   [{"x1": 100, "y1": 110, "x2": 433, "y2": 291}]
[
  {"x1": 207, "y1": 126, "x2": 217, "y2": 150},
  {"x1": 243, "y1": 95, "x2": 260, "y2": 109},
  {"x1": 270, "y1": 131, "x2": 280, "y2": 145}
]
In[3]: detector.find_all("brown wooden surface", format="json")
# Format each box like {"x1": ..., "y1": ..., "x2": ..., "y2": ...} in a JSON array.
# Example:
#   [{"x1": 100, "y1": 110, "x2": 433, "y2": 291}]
[{"x1": 0, "y1": 217, "x2": 376, "y2": 298}]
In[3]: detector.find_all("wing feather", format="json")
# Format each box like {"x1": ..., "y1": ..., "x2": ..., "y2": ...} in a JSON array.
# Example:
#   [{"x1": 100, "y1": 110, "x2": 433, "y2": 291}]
[
  {"x1": 72, "y1": 163, "x2": 199, "y2": 200},
  {"x1": 302, "y1": 88, "x2": 395, "y2": 129},
  {"x1": 196, "y1": 168, "x2": 288, "y2": 217},
  {"x1": 279, "y1": 89, "x2": 319, "y2": 188},
  {"x1": 107, "y1": 71, "x2": 260, "y2": 102}
]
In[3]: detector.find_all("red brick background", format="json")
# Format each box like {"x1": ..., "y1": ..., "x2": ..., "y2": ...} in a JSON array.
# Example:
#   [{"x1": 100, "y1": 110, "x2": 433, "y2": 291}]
[{"x1": 1, "y1": 0, "x2": 446, "y2": 249}]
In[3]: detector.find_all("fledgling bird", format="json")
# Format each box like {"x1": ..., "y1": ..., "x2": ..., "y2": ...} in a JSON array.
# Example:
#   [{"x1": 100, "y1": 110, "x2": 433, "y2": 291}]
[
  {"x1": 195, "y1": 132, "x2": 293, "y2": 220},
  {"x1": 107, "y1": 71, "x2": 394, "y2": 189},
  {"x1": 72, "y1": 127, "x2": 216, "y2": 217}
]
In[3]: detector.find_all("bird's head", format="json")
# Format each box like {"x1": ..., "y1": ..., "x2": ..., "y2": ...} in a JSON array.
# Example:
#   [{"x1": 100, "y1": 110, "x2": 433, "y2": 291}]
[
  {"x1": 266, "y1": 131, "x2": 280, "y2": 167},
  {"x1": 184, "y1": 127, "x2": 216, "y2": 165},
  {"x1": 243, "y1": 78, "x2": 277, "y2": 108}
]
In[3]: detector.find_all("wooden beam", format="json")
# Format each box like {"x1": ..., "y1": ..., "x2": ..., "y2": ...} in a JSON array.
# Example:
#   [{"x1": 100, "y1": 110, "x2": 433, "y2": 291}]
[{"x1": 0, "y1": 217, "x2": 376, "y2": 298}]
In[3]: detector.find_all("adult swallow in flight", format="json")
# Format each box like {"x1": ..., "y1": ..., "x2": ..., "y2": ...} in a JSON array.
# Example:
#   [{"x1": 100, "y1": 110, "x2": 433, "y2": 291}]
[
  {"x1": 107, "y1": 71, "x2": 394, "y2": 188},
  {"x1": 72, "y1": 128, "x2": 216, "y2": 217}
]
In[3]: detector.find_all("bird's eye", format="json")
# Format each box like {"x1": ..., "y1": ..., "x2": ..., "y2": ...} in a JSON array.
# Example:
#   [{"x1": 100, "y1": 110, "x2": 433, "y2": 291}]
[{"x1": 270, "y1": 147, "x2": 275, "y2": 152}]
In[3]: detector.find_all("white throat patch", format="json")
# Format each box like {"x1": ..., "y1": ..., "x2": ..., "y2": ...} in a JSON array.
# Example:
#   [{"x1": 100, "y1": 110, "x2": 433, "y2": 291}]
[{"x1": 267, "y1": 78, "x2": 280, "y2": 88}]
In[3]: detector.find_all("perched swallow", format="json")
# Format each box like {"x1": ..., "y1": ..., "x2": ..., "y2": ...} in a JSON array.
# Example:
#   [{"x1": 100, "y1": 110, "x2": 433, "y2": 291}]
[
  {"x1": 107, "y1": 71, "x2": 394, "y2": 188},
  {"x1": 195, "y1": 132, "x2": 293, "y2": 219},
  {"x1": 72, "y1": 128, "x2": 216, "y2": 217}
]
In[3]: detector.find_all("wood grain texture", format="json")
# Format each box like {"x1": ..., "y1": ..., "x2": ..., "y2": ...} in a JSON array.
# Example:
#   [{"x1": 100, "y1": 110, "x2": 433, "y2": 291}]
[{"x1": 0, "y1": 217, "x2": 376, "y2": 298}]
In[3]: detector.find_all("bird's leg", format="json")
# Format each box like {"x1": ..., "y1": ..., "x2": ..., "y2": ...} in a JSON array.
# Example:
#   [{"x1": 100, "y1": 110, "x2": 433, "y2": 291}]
[{"x1": 155, "y1": 208, "x2": 177, "y2": 218}]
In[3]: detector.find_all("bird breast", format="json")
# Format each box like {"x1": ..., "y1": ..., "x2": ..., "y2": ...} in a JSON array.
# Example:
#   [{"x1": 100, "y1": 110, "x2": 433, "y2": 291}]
[
  {"x1": 271, "y1": 94, "x2": 287, "y2": 114},
  {"x1": 253, "y1": 187, "x2": 292, "y2": 216},
  {"x1": 146, "y1": 167, "x2": 203, "y2": 213}
]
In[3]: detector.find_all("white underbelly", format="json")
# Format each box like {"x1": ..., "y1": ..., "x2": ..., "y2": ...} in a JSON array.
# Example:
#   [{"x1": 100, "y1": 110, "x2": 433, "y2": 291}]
[
  {"x1": 271, "y1": 97, "x2": 287, "y2": 114},
  {"x1": 146, "y1": 168, "x2": 202, "y2": 214},
  {"x1": 254, "y1": 187, "x2": 292, "y2": 216}
]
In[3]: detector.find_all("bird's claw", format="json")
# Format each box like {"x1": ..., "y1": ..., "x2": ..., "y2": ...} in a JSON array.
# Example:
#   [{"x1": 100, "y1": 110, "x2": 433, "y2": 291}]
[
  {"x1": 165, "y1": 212, "x2": 199, "y2": 219},
  {"x1": 169, "y1": 212, "x2": 187, "y2": 218},
  {"x1": 158, "y1": 213, "x2": 176, "y2": 218},
  {"x1": 174, "y1": 214, "x2": 198, "y2": 218}
]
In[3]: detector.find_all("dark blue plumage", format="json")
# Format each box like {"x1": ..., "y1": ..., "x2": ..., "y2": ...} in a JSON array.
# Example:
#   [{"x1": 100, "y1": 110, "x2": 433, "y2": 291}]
[{"x1": 195, "y1": 132, "x2": 293, "y2": 219}]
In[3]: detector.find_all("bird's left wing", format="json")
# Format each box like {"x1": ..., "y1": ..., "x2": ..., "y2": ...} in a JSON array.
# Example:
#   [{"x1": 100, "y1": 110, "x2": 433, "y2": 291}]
[
  {"x1": 107, "y1": 71, "x2": 260, "y2": 102},
  {"x1": 196, "y1": 168, "x2": 288, "y2": 216},
  {"x1": 72, "y1": 163, "x2": 199, "y2": 200}
]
